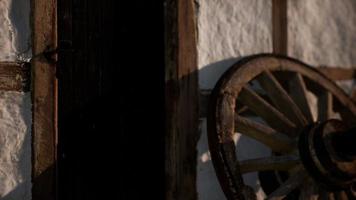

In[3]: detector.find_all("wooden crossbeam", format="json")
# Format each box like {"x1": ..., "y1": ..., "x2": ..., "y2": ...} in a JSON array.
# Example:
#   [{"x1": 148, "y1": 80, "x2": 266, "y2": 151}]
[
  {"x1": 0, "y1": 62, "x2": 30, "y2": 92},
  {"x1": 318, "y1": 67, "x2": 356, "y2": 81}
]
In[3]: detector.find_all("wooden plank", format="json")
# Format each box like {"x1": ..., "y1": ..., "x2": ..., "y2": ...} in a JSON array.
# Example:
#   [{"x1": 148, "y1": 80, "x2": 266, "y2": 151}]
[
  {"x1": 318, "y1": 68, "x2": 356, "y2": 81},
  {"x1": 0, "y1": 62, "x2": 30, "y2": 92},
  {"x1": 272, "y1": 0, "x2": 288, "y2": 55},
  {"x1": 239, "y1": 155, "x2": 299, "y2": 174},
  {"x1": 235, "y1": 115, "x2": 295, "y2": 153},
  {"x1": 31, "y1": 0, "x2": 57, "y2": 198},
  {"x1": 165, "y1": 0, "x2": 199, "y2": 199}
]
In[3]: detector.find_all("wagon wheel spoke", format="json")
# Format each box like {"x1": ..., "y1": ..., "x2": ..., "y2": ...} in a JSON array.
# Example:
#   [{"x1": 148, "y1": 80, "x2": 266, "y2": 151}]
[
  {"x1": 235, "y1": 115, "x2": 296, "y2": 153},
  {"x1": 239, "y1": 155, "x2": 300, "y2": 174},
  {"x1": 298, "y1": 180, "x2": 319, "y2": 200},
  {"x1": 239, "y1": 86, "x2": 297, "y2": 137},
  {"x1": 208, "y1": 55, "x2": 356, "y2": 200},
  {"x1": 318, "y1": 91, "x2": 333, "y2": 122},
  {"x1": 288, "y1": 73, "x2": 314, "y2": 123},
  {"x1": 334, "y1": 99, "x2": 356, "y2": 127},
  {"x1": 334, "y1": 191, "x2": 348, "y2": 200},
  {"x1": 267, "y1": 168, "x2": 307, "y2": 200},
  {"x1": 257, "y1": 71, "x2": 308, "y2": 127},
  {"x1": 318, "y1": 190, "x2": 333, "y2": 200},
  {"x1": 328, "y1": 192, "x2": 336, "y2": 200}
]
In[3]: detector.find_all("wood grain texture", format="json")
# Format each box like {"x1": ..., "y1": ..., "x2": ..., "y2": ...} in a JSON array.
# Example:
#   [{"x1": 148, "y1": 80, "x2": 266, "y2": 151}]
[
  {"x1": 31, "y1": 0, "x2": 57, "y2": 198},
  {"x1": 239, "y1": 155, "x2": 299, "y2": 174},
  {"x1": 239, "y1": 86, "x2": 297, "y2": 136},
  {"x1": 272, "y1": 0, "x2": 288, "y2": 55},
  {"x1": 0, "y1": 62, "x2": 30, "y2": 92},
  {"x1": 318, "y1": 68, "x2": 356, "y2": 81},
  {"x1": 199, "y1": 66, "x2": 356, "y2": 119},
  {"x1": 257, "y1": 71, "x2": 307, "y2": 127},
  {"x1": 288, "y1": 73, "x2": 314, "y2": 123},
  {"x1": 268, "y1": 168, "x2": 307, "y2": 200},
  {"x1": 165, "y1": 0, "x2": 199, "y2": 199},
  {"x1": 235, "y1": 115, "x2": 295, "y2": 153}
]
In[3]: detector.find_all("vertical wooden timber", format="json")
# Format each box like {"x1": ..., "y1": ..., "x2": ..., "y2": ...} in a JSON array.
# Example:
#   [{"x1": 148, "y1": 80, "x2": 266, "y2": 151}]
[
  {"x1": 31, "y1": 0, "x2": 57, "y2": 198},
  {"x1": 165, "y1": 0, "x2": 199, "y2": 199},
  {"x1": 272, "y1": 0, "x2": 288, "y2": 55}
]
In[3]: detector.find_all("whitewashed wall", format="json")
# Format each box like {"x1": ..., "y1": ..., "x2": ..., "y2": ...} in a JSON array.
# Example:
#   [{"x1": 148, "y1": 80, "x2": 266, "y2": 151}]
[
  {"x1": 0, "y1": 0, "x2": 32, "y2": 199},
  {"x1": 196, "y1": 0, "x2": 356, "y2": 200}
]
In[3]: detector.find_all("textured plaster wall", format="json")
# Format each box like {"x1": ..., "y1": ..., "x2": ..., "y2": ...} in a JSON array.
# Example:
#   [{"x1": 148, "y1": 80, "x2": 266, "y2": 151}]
[
  {"x1": 196, "y1": 0, "x2": 272, "y2": 199},
  {"x1": 0, "y1": 0, "x2": 31, "y2": 61},
  {"x1": 288, "y1": 0, "x2": 356, "y2": 68},
  {"x1": 196, "y1": 0, "x2": 356, "y2": 200},
  {"x1": 0, "y1": 0, "x2": 32, "y2": 199},
  {"x1": 0, "y1": 92, "x2": 31, "y2": 199},
  {"x1": 196, "y1": 0, "x2": 272, "y2": 90}
]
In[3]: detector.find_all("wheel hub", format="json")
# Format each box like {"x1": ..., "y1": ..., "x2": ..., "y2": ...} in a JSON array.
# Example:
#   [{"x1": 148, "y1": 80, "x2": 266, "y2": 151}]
[{"x1": 298, "y1": 119, "x2": 356, "y2": 190}]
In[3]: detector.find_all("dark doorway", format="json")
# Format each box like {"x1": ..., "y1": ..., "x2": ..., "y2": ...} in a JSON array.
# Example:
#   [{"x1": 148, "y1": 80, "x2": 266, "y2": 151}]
[{"x1": 57, "y1": 1, "x2": 164, "y2": 199}]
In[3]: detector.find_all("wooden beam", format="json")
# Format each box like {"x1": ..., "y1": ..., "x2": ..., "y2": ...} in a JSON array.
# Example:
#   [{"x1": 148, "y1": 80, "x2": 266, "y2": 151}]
[
  {"x1": 165, "y1": 0, "x2": 199, "y2": 199},
  {"x1": 272, "y1": 0, "x2": 288, "y2": 55},
  {"x1": 318, "y1": 67, "x2": 356, "y2": 81},
  {"x1": 31, "y1": 0, "x2": 57, "y2": 198},
  {"x1": 0, "y1": 62, "x2": 30, "y2": 92}
]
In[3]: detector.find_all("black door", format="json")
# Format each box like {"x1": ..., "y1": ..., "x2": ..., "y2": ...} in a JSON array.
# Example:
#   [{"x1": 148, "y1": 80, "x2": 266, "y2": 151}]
[{"x1": 57, "y1": 1, "x2": 164, "y2": 199}]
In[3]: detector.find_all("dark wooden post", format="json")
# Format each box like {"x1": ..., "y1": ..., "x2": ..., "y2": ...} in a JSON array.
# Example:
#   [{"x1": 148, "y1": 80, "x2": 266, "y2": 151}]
[
  {"x1": 165, "y1": 0, "x2": 199, "y2": 199},
  {"x1": 31, "y1": 0, "x2": 58, "y2": 198},
  {"x1": 272, "y1": 0, "x2": 288, "y2": 55}
]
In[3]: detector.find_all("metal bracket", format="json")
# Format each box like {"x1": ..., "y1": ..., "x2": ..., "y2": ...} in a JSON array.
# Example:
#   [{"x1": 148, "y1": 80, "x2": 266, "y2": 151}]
[{"x1": 32, "y1": 40, "x2": 74, "y2": 64}]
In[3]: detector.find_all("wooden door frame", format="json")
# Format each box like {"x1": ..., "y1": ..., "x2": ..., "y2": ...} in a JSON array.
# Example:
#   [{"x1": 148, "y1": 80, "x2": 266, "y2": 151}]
[
  {"x1": 165, "y1": 0, "x2": 200, "y2": 199},
  {"x1": 31, "y1": 0, "x2": 57, "y2": 199}
]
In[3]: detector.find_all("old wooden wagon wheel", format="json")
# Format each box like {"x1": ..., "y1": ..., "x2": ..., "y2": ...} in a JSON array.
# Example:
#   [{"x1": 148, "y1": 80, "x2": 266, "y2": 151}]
[{"x1": 207, "y1": 54, "x2": 356, "y2": 200}]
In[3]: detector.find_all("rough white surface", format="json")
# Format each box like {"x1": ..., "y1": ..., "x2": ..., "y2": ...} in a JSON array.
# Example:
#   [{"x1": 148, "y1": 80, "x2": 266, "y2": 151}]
[
  {"x1": 0, "y1": 91, "x2": 31, "y2": 199},
  {"x1": 196, "y1": 0, "x2": 272, "y2": 199},
  {"x1": 288, "y1": 0, "x2": 356, "y2": 67},
  {"x1": 196, "y1": 0, "x2": 273, "y2": 89},
  {"x1": 0, "y1": 0, "x2": 31, "y2": 61},
  {"x1": 0, "y1": 0, "x2": 32, "y2": 199}
]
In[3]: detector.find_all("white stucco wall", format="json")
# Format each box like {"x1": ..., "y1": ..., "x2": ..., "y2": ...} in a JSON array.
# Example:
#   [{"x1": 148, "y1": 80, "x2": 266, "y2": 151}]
[
  {"x1": 0, "y1": 0, "x2": 32, "y2": 199},
  {"x1": 0, "y1": 0, "x2": 31, "y2": 61},
  {"x1": 0, "y1": 92, "x2": 31, "y2": 199},
  {"x1": 196, "y1": 0, "x2": 356, "y2": 200},
  {"x1": 196, "y1": 0, "x2": 272, "y2": 199},
  {"x1": 288, "y1": 0, "x2": 356, "y2": 67}
]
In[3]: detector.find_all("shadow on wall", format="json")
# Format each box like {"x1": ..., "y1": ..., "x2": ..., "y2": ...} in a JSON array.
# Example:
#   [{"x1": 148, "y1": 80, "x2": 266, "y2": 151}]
[
  {"x1": 197, "y1": 57, "x2": 272, "y2": 200},
  {"x1": 0, "y1": 93, "x2": 32, "y2": 200},
  {"x1": 1, "y1": 164, "x2": 55, "y2": 200},
  {"x1": 198, "y1": 57, "x2": 241, "y2": 90},
  {"x1": 8, "y1": 0, "x2": 31, "y2": 60}
]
